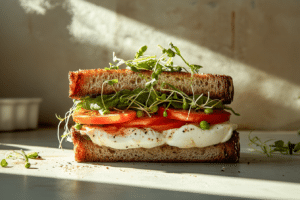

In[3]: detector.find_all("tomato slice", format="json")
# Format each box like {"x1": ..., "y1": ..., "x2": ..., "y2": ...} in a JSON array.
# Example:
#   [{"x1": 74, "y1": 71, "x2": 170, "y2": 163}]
[
  {"x1": 98, "y1": 118, "x2": 186, "y2": 134},
  {"x1": 148, "y1": 120, "x2": 187, "y2": 132},
  {"x1": 120, "y1": 115, "x2": 167, "y2": 127},
  {"x1": 158, "y1": 107, "x2": 230, "y2": 124},
  {"x1": 73, "y1": 109, "x2": 137, "y2": 125}
]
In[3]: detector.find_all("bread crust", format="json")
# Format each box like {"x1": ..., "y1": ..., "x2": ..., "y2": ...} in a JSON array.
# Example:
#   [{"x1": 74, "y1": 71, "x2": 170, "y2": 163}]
[
  {"x1": 69, "y1": 69, "x2": 234, "y2": 104},
  {"x1": 71, "y1": 127, "x2": 240, "y2": 163}
]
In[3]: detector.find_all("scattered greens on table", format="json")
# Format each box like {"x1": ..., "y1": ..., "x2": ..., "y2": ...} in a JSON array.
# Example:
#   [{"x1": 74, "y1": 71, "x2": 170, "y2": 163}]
[
  {"x1": 248, "y1": 132, "x2": 300, "y2": 157},
  {"x1": 1, "y1": 150, "x2": 40, "y2": 168}
]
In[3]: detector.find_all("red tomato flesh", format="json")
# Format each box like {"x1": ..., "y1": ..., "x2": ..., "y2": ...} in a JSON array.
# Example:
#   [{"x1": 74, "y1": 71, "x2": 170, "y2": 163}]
[
  {"x1": 73, "y1": 109, "x2": 136, "y2": 125},
  {"x1": 121, "y1": 115, "x2": 169, "y2": 127},
  {"x1": 99, "y1": 118, "x2": 187, "y2": 133},
  {"x1": 158, "y1": 107, "x2": 230, "y2": 124},
  {"x1": 148, "y1": 120, "x2": 187, "y2": 132}
]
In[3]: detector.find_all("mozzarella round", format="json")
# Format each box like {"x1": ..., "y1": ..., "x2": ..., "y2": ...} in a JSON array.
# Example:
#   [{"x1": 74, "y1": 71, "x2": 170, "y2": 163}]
[{"x1": 79, "y1": 122, "x2": 238, "y2": 149}]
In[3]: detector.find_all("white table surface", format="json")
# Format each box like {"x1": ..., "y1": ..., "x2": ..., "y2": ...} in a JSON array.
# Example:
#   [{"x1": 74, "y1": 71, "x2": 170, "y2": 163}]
[{"x1": 0, "y1": 128, "x2": 300, "y2": 200}]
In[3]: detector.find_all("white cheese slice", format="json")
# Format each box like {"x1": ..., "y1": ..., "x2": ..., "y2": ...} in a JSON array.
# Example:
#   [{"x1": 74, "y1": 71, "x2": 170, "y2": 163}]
[{"x1": 79, "y1": 122, "x2": 238, "y2": 149}]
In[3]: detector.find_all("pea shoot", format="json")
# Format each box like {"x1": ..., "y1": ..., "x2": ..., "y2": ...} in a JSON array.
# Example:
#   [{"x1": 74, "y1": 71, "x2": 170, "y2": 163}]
[
  {"x1": 1, "y1": 159, "x2": 8, "y2": 167},
  {"x1": 136, "y1": 110, "x2": 144, "y2": 118},
  {"x1": 204, "y1": 108, "x2": 213, "y2": 114},
  {"x1": 163, "y1": 110, "x2": 168, "y2": 117},
  {"x1": 25, "y1": 162, "x2": 31, "y2": 169},
  {"x1": 4, "y1": 150, "x2": 40, "y2": 168},
  {"x1": 248, "y1": 132, "x2": 300, "y2": 157},
  {"x1": 200, "y1": 121, "x2": 210, "y2": 130},
  {"x1": 74, "y1": 123, "x2": 82, "y2": 130}
]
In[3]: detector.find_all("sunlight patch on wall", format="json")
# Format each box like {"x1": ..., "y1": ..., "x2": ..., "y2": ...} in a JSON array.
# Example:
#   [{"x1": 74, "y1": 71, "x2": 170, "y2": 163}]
[
  {"x1": 66, "y1": 0, "x2": 117, "y2": 49},
  {"x1": 19, "y1": 0, "x2": 58, "y2": 15}
]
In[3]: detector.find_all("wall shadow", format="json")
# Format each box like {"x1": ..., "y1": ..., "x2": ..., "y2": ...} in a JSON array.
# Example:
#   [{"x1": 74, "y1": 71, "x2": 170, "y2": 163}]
[{"x1": 86, "y1": 0, "x2": 300, "y2": 86}]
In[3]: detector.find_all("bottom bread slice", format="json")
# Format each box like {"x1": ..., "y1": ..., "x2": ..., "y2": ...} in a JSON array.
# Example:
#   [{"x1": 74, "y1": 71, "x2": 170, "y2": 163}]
[{"x1": 71, "y1": 127, "x2": 240, "y2": 163}]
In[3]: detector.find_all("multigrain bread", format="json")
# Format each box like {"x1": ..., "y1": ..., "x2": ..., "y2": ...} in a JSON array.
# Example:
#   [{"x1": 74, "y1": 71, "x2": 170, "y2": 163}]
[
  {"x1": 71, "y1": 127, "x2": 240, "y2": 163},
  {"x1": 69, "y1": 69, "x2": 234, "y2": 104}
]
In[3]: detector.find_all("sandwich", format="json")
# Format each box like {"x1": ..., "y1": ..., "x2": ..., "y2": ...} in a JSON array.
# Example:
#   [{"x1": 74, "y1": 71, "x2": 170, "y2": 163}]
[{"x1": 57, "y1": 43, "x2": 240, "y2": 162}]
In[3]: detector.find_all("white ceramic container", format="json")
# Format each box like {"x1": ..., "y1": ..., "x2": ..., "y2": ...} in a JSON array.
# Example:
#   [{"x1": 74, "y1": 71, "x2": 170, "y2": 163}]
[{"x1": 0, "y1": 98, "x2": 42, "y2": 131}]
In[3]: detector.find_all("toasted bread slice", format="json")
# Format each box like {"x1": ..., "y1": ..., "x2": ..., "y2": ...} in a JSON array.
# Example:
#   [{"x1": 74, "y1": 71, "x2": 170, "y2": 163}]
[
  {"x1": 69, "y1": 69, "x2": 234, "y2": 104},
  {"x1": 71, "y1": 127, "x2": 240, "y2": 163}
]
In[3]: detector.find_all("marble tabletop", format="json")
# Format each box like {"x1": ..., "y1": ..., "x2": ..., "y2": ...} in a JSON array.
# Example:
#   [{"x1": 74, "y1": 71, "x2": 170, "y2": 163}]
[{"x1": 0, "y1": 128, "x2": 299, "y2": 200}]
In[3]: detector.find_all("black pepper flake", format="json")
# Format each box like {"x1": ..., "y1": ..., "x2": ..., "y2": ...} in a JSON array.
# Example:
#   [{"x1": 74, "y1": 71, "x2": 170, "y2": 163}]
[
  {"x1": 145, "y1": 131, "x2": 148, "y2": 134},
  {"x1": 113, "y1": 136, "x2": 116, "y2": 138},
  {"x1": 114, "y1": 141, "x2": 117, "y2": 143},
  {"x1": 126, "y1": 146, "x2": 128, "y2": 148},
  {"x1": 135, "y1": 133, "x2": 137, "y2": 135}
]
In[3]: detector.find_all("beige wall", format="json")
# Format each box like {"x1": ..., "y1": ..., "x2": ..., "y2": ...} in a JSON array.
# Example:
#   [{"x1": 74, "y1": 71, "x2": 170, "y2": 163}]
[{"x1": 1, "y1": 0, "x2": 300, "y2": 130}]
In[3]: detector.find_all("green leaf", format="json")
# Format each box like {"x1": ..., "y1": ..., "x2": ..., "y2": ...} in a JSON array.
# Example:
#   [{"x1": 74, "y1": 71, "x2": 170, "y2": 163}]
[
  {"x1": 1, "y1": 159, "x2": 8, "y2": 167},
  {"x1": 104, "y1": 98, "x2": 120, "y2": 109},
  {"x1": 75, "y1": 123, "x2": 82, "y2": 130},
  {"x1": 171, "y1": 102, "x2": 183, "y2": 109},
  {"x1": 169, "y1": 43, "x2": 180, "y2": 55},
  {"x1": 129, "y1": 65, "x2": 140, "y2": 72},
  {"x1": 25, "y1": 162, "x2": 31, "y2": 168},
  {"x1": 55, "y1": 114, "x2": 65, "y2": 121},
  {"x1": 135, "y1": 92, "x2": 149, "y2": 104},
  {"x1": 274, "y1": 140, "x2": 284, "y2": 147},
  {"x1": 27, "y1": 152, "x2": 39, "y2": 159},
  {"x1": 190, "y1": 64, "x2": 202, "y2": 74},
  {"x1": 294, "y1": 143, "x2": 300, "y2": 152},
  {"x1": 166, "y1": 49, "x2": 175, "y2": 57},
  {"x1": 224, "y1": 106, "x2": 240, "y2": 116},
  {"x1": 135, "y1": 45, "x2": 147, "y2": 59},
  {"x1": 106, "y1": 79, "x2": 118, "y2": 86},
  {"x1": 146, "y1": 90, "x2": 157, "y2": 106}
]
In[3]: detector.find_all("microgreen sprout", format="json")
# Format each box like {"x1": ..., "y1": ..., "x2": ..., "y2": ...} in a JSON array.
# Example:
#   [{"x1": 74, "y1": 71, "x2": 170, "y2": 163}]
[
  {"x1": 248, "y1": 133, "x2": 275, "y2": 157},
  {"x1": 248, "y1": 132, "x2": 300, "y2": 156},
  {"x1": 74, "y1": 123, "x2": 82, "y2": 130},
  {"x1": 4, "y1": 150, "x2": 39, "y2": 168},
  {"x1": 1, "y1": 159, "x2": 8, "y2": 167},
  {"x1": 25, "y1": 162, "x2": 31, "y2": 169},
  {"x1": 56, "y1": 102, "x2": 77, "y2": 148},
  {"x1": 27, "y1": 152, "x2": 39, "y2": 159}
]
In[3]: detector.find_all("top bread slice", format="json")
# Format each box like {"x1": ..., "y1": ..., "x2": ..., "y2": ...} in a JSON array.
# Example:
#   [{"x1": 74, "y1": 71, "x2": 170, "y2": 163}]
[{"x1": 69, "y1": 69, "x2": 234, "y2": 104}]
